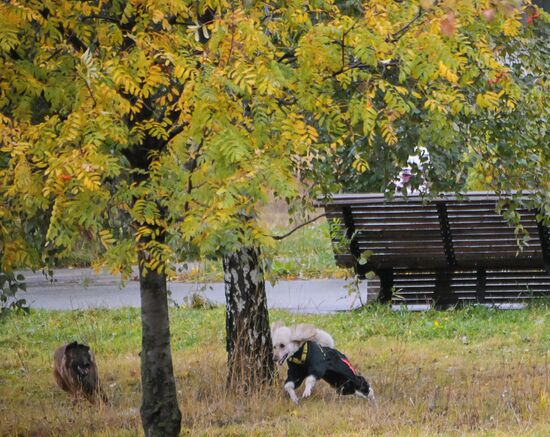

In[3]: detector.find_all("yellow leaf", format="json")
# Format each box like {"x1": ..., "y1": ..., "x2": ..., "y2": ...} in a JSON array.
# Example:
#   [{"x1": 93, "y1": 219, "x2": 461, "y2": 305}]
[
  {"x1": 438, "y1": 61, "x2": 458, "y2": 83},
  {"x1": 502, "y1": 17, "x2": 521, "y2": 37},
  {"x1": 352, "y1": 158, "x2": 369, "y2": 173}
]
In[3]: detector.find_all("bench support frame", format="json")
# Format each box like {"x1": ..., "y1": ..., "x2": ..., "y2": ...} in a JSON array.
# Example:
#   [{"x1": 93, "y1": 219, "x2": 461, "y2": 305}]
[
  {"x1": 377, "y1": 269, "x2": 393, "y2": 303},
  {"x1": 475, "y1": 267, "x2": 487, "y2": 303},
  {"x1": 537, "y1": 221, "x2": 550, "y2": 273},
  {"x1": 434, "y1": 270, "x2": 457, "y2": 309},
  {"x1": 436, "y1": 203, "x2": 457, "y2": 267}
]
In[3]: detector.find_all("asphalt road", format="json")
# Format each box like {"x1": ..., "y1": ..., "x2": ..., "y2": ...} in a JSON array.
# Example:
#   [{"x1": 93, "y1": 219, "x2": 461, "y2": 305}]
[{"x1": 17, "y1": 268, "x2": 369, "y2": 313}]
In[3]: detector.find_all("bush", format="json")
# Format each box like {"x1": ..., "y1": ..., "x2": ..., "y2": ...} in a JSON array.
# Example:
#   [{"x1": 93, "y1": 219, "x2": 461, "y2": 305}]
[{"x1": 0, "y1": 271, "x2": 29, "y2": 318}]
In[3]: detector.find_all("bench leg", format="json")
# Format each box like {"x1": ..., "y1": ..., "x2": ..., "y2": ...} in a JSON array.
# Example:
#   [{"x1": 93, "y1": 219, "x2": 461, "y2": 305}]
[
  {"x1": 377, "y1": 269, "x2": 393, "y2": 304},
  {"x1": 475, "y1": 268, "x2": 486, "y2": 303},
  {"x1": 434, "y1": 271, "x2": 457, "y2": 309}
]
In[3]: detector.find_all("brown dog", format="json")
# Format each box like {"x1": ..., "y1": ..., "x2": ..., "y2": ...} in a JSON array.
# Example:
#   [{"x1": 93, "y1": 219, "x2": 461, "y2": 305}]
[{"x1": 53, "y1": 341, "x2": 107, "y2": 403}]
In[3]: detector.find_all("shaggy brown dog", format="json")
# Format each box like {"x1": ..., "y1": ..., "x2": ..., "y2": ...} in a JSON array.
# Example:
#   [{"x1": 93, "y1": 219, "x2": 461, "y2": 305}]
[{"x1": 53, "y1": 342, "x2": 107, "y2": 403}]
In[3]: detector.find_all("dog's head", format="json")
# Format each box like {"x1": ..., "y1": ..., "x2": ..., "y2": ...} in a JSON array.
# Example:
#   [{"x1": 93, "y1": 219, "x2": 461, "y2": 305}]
[
  {"x1": 271, "y1": 322, "x2": 317, "y2": 365},
  {"x1": 65, "y1": 342, "x2": 94, "y2": 381}
]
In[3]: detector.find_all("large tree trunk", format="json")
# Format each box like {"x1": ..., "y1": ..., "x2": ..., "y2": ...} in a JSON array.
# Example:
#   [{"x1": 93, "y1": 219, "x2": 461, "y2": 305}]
[
  {"x1": 138, "y1": 251, "x2": 182, "y2": 437},
  {"x1": 223, "y1": 246, "x2": 274, "y2": 392}
]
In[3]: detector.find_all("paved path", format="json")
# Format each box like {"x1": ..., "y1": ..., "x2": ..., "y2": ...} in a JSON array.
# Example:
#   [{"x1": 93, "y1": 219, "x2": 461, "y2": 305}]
[{"x1": 18, "y1": 268, "x2": 369, "y2": 313}]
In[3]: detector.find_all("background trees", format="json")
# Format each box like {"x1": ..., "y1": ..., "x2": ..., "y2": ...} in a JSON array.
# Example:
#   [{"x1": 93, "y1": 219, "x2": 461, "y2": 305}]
[
  {"x1": 299, "y1": 1, "x2": 549, "y2": 208},
  {"x1": 464, "y1": 10, "x2": 549, "y2": 200}
]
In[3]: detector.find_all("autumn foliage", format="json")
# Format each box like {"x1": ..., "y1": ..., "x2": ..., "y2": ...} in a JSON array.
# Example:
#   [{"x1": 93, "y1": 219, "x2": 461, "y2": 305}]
[{"x1": 1, "y1": 0, "x2": 548, "y2": 273}]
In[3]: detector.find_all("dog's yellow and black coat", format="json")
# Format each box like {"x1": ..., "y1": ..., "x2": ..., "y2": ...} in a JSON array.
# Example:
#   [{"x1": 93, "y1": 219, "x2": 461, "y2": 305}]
[{"x1": 285, "y1": 341, "x2": 371, "y2": 396}]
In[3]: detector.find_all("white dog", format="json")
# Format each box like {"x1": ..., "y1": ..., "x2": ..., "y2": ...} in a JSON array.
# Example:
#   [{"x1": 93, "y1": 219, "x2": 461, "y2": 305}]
[
  {"x1": 271, "y1": 322, "x2": 373, "y2": 404},
  {"x1": 271, "y1": 321, "x2": 334, "y2": 366}
]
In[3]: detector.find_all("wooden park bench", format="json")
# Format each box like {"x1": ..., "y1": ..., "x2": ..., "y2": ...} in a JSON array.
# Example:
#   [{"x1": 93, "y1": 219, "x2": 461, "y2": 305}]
[{"x1": 318, "y1": 192, "x2": 550, "y2": 308}]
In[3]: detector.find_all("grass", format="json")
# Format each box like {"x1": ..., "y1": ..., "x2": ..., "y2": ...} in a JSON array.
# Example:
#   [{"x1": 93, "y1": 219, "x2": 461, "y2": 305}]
[{"x1": 1, "y1": 304, "x2": 549, "y2": 436}]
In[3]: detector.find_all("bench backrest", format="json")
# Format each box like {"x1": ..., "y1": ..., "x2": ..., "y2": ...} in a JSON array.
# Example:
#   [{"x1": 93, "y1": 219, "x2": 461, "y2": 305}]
[{"x1": 322, "y1": 192, "x2": 550, "y2": 273}]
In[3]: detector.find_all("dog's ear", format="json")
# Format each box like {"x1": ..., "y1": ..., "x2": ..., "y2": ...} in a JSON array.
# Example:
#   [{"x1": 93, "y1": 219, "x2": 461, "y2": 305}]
[
  {"x1": 290, "y1": 324, "x2": 317, "y2": 343},
  {"x1": 271, "y1": 320, "x2": 284, "y2": 336}
]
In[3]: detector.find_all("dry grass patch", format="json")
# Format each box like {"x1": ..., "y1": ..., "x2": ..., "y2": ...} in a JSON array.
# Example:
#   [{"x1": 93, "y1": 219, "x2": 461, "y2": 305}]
[
  {"x1": 175, "y1": 339, "x2": 548, "y2": 436},
  {"x1": 0, "y1": 305, "x2": 548, "y2": 436}
]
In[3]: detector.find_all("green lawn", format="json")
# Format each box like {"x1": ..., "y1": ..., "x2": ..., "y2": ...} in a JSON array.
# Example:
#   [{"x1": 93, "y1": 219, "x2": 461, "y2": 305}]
[{"x1": 1, "y1": 304, "x2": 548, "y2": 436}]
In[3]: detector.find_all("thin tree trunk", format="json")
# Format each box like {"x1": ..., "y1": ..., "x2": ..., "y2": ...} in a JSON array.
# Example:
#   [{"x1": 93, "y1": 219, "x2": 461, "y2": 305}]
[
  {"x1": 139, "y1": 250, "x2": 182, "y2": 437},
  {"x1": 223, "y1": 246, "x2": 274, "y2": 392}
]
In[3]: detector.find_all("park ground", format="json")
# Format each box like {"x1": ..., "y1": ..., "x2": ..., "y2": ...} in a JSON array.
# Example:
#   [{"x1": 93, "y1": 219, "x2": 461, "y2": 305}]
[{"x1": 1, "y1": 304, "x2": 548, "y2": 436}]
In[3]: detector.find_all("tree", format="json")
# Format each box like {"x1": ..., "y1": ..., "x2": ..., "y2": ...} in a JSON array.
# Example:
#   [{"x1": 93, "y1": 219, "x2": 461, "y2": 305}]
[
  {"x1": 0, "y1": 1, "x2": 191, "y2": 433},
  {"x1": 464, "y1": 6, "x2": 549, "y2": 201},
  {"x1": 0, "y1": 1, "x2": 331, "y2": 432}
]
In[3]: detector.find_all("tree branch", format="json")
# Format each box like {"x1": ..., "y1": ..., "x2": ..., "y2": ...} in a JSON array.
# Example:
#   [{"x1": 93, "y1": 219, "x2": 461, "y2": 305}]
[
  {"x1": 340, "y1": 15, "x2": 362, "y2": 71},
  {"x1": 332, "y1": 61, "x2": 371, "y2": 78},
  {"x1": 225, "y1": 21, "x2": 236, "y2": 66},
  {"x1": 83, "y1": 78, "x2": 97, "y2": 107},
  {"x1": 276, "y1": 47, "x2": 297, "y2": 64},
  {"x1": 83, "y1": 13, "x2": 120, "y2": 23},
  {"x1": 332, "y1": 59, "x2": 398, "y2": 78},
  {"x1": 386, "y1": 7, "x2": 423, "y2": 43},
  {"x1": 183, "y1": 136, "x2": 208, "y2": 213},
  {"x1": 386, "y1": 1, "x2": 442, "y2": 44},
  {"x1": 270, "y1": 213, "x2": 326, "y2": 240},
  {"x1": 167, "y1": 123, "x2": 186, "y2": 141}
]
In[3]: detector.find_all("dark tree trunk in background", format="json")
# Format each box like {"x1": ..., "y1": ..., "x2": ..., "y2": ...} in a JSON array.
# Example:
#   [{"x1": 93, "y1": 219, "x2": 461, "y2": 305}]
[
  {"x1": 138, "y1": 250, "x2": 182, "y2": 437},
  {"x1": 223, "y1": 246, "x2": 274, "y2": 391}
]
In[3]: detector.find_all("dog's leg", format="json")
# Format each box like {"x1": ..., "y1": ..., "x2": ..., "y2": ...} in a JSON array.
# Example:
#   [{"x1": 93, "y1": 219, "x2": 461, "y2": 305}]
[
  {"x1": 302, "y1": 375, "x2": 317, "y2": 399},
  {"x1": 284, "y1": 382, "x2": 300, "y2": 404}
]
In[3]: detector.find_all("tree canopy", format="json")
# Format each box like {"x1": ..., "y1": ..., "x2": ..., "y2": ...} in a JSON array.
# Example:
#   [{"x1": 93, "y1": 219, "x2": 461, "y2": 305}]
[
  {"x1": 1, "y1": 1, "x2": 303, "y2": 272},
  {"x1": 2, "y1": 0, "x2": 548, "y2": 274},
  {"x1": 298, "y1": 1, "x2": 549, "y2": 208}
]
